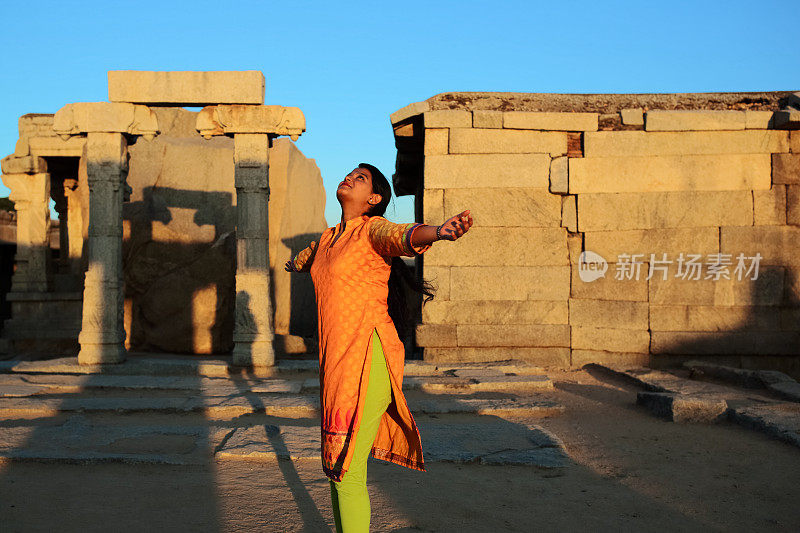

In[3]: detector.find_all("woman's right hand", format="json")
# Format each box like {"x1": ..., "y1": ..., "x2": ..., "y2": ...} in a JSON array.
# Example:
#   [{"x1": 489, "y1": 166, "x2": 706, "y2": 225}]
[
  {"x1": 284, "y1": 259, "x2": 296, "y2": 272},
  {"x1": 438, "y1": 210, "x2": 473, "y2": 241}
]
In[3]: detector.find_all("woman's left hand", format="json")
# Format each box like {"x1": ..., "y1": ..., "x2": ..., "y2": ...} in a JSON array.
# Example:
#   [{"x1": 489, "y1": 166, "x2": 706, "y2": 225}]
[{"x1": 438, "y1": 210, "x2": 473, "y2": 241}]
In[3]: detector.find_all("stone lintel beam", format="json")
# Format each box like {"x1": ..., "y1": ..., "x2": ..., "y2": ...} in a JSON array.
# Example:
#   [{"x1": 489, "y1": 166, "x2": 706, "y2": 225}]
[
  {"x1": 196, "y1": 105, "x2": 305, "y2": 141},
  {"x1": 1, "y1": 155, "x2": 47, "y2": 175},
  {"x1": 108, "y1": 70, "x2": 265, "y2": 106},
  {"x1": 53, "y1": 102, "x2": 159, "y2": 140}
]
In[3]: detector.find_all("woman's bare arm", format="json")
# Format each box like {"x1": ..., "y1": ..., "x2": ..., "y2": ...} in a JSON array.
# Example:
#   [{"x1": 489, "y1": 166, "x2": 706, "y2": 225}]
[{"x1": 410, "y1": 210, "x2": 473, "y2": 248}]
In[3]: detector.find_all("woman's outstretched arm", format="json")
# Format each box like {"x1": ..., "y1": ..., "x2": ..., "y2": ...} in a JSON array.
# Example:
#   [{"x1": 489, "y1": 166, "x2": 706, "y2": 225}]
[{"x1": 410, "y1": 210, "x2": 473, "y2": 248}]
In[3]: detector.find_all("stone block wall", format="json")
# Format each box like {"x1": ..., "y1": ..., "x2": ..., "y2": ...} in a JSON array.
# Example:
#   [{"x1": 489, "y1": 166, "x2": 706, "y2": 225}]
[{"x1": 391, "y1": 91, "x2": 800, "y2": 374}]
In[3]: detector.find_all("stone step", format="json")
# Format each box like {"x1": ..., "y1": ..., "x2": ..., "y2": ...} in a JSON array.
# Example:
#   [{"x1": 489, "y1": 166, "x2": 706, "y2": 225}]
[
  {"x1": 0, "y1": 370, "x2": 553, "y2": 397},
  {"x1": 0, "y1": 415, "x2": 568, "y2": 469},
  {"x1": 592, "y1": 363, "x2": 800, "y2": 449},
  {"x1": 0, "y1": 356, "x2": 547, "y2": 379},
  {"x1": 0, "y1": 394, "x2": 565, "y2": 419}
]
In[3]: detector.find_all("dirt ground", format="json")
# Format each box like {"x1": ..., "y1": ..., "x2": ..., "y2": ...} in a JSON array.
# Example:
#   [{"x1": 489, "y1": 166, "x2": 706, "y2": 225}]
[{"x1": 1, "y1": 367, "x2": 798, "y2": 532}]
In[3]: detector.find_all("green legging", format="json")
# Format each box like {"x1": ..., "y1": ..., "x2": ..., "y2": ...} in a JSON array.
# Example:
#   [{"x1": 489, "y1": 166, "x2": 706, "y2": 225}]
[{"x1": 329, "y1": 327, "x2": 392, "y2": 533}]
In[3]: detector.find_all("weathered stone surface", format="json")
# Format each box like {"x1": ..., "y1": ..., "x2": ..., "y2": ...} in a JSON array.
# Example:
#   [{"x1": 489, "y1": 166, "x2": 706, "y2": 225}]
[
  {"x1": 196, "y1": 105, "x2": 305, "y2": 140},
  {"x1": 571, "y1": 326, "x2": 650, "y2": 353},
  {"x1": 772, "y1": 153, "x2": 800, "y2": 185},
  {"x1": 108, "y1": 70, "x2": 265, "y2": 105},
  {"x1": 390, "y1": 101, "x2": 429, "y2": 124},
  {"x1": 788, "y1": 185, "x2": 800, "y2": 225},
  {"x1": 648, "y1": 268, "x2": 785, "y2": 306},
  {"x1": 570, "y1": 261, "x2": 649, "y2": 301},
  {"x1": 791, "y1": 131, "x2": 800, "y2": 153},
  {"x1": 744, "y1": 110, "x2": 775, "y2": 129},
  {"x1": 456, "y1": 324, "x2": 570, "y2": 347},
  {"x1": 25, "y1": 135, "x2": 85, "y2": 157},
  {"x1": 728, "y1": 403, "x2": 800, "y2": 448},
  {"x1": 216, "y1": 419, "x2": 567, "y2": 467},
  {"x1": 569, "y1": 154, "x2": 770, "y2": 194},
  {"x1": 584, "y1": 130, "x2": 789, "y2": 157},
  {"x1": 583, "y1": 227, "x2": 718, "y2": 259},
  {"x1": 472, "y1": 110, "x2": 503, "y2": 129},
  {"x1": 577, "y1": 190, "x2": 753, "y2": 231},
  {"x1": 651, "y1": 305, "x2": 782, "y2": 332},
  {"x1": 122, "y1": 108, "x2": 325, "y2": 354},
  {"x1": 0, "y1": 355, "x2": 322, "y2": 377},
  {"x1": 415, "y1": 324, "x2": 457, "y2": 347},
  {"x1": 620, "y1": 108, "x2": 644, "y2": 125},
  {"x1": 645, "y1": 110, "x2": 746, "y2": 131},
  {"x1": 417, "y1": 420, "x2": 566, "y2": 467},
  {"x1": 216, "y1": 425, "x2": 320, "y2": 461},
  {"x1": 571, "y1": 350, "x2": 650, "y2": 367},
  {"x1": 651, "y1": 331, "x2": 800, "y2": 355},
  {"x1": 444, "y1": 187, "x2": 562, "y2": 227},
  {"x1": 423, "y1": 227, "x2": 568, "y2": 266},
  {"x1": 424, "y1": 346, "x2": 570, "y2": 367},
  {"x1": 768, "y1": 381, "x2": 800, "y2": 402},
  {"x1": 448, "y1": 128, "x2": 567, "y2": 155},
  {"x1": 683, "y1": 359, "x2": 795, "y2": 388},
  {"x1": 720, "y1": 226, "x2": 800, "y2": 265},
  {"x1": 569, "y1": 154, "x2": 771, "y2": 193},
  {"x1": 422, "y1": 299, "x2": 567, "y2": 325},
  {"x1": 569, "y1": 299, "x2": 648, "y2": 329},
  {"x1": 423, "y1": 188, "x2": 444, "y2": 226},
  {"x1": 503, "y1": 111, "x2": 598, "y2": 131},
  {"x1": 753, "y1": 185, "x2": 787, "y2": 225},
  {"x1": 773, "y1": 105, "x2": 800, "y2": 130},
  {"x1": 549, "y1": 156, "x2": 568, "y2": 194},
  {"x1": 1, "y1": 155, "x2": 47, "y2": 174},
  {"x1": 53, "y1": 102, "x2": 159, "y2": 138},
  {"x1": 424, "y1": 128, "x2": 448, "y2": 155},
  {"x1": 424, "y1": 154, "x2": 550, "y2": 188},
  {"x1": 450, "y1": 266, "x2": 570, "y2": 301},
  {"x1": 561, "y1": 195, "x2": 577, "y2": 232},
  {"x1": 423, "y1": 110, "x2": 472, "y2": 128},
  {"x1": 637, "y1": 392, "x2": 729, "y2": 423}
]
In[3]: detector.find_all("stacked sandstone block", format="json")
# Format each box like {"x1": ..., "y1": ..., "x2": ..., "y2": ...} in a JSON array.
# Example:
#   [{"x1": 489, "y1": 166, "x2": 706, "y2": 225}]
[{"x1": 392, "y1": 93, "x2": 800, "y2": 371}]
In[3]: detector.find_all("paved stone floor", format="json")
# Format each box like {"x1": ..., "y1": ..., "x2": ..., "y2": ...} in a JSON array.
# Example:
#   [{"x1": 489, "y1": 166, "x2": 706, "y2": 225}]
[{"x1": 0, "y1": 356, "x2": 798, "y2": 532}]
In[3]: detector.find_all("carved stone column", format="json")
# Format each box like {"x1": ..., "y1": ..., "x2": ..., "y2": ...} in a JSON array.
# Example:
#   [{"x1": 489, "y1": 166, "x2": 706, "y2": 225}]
[
  {"x1": 232, "y1": 133, "x2": 273, "y2": 366},
  {"x1": 76, "y1": 132, "x2": 128, "y2": 364},
  {"x1": 197, "y1": 105, "x2": 305, "y2": 367},
  {"x1": 0, "y1": 155, "x2": 50, "y2": 292},
  {"x1": 53, "y1": 102, "x2": 158, "y2": 364}
]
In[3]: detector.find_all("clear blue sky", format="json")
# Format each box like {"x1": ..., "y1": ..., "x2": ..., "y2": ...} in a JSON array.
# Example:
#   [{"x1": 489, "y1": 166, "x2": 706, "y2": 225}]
[{"x1": 1, "y1": 0, "x2": 797, "y2": 226}]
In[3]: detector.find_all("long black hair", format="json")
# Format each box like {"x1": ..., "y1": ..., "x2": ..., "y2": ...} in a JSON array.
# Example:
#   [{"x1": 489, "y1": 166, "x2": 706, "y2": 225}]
[{"x1": 358, "y1": 163, "x2": 436, "y2": 340}]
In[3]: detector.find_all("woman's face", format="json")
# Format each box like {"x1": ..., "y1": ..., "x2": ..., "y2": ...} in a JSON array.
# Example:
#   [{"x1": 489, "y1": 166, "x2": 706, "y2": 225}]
[{"x1": 337, "y1": 167, "x2": 381, "y2": 208}]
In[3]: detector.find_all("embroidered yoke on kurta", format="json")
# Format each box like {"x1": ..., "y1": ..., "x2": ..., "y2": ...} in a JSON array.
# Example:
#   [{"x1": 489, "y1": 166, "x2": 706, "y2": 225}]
[{"x1": 291, "y1": 214, "x2": 432, "y2": 482}]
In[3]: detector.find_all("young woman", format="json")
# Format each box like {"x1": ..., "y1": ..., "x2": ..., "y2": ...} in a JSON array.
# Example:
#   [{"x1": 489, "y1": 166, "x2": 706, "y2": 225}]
[{"x1": 284, "y1": 163, "x2": 472, "y2": 532}]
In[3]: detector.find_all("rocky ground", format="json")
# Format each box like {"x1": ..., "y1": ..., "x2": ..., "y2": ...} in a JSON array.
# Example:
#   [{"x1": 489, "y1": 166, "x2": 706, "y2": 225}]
[{"x1": 0, "y1": 355, "x2": 798, "y2": 532}]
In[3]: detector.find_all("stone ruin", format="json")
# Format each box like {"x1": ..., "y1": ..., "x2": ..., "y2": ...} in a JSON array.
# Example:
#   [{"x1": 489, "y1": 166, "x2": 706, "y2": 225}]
[
  {"x1": 1, "y1": 71, "x2": 326, "y2": 366},
  {"x1": 391, "y1": 91, "x2": 800, "y2": 376},
  {"x1": 3, "y1": 76, "x2": 800, "y2": 376}
]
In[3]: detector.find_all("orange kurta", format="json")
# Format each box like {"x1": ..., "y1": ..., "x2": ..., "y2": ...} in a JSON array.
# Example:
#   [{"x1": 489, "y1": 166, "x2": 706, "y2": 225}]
[{"x1": 291, "y1": 213, "x2": 432, "y2": 482}]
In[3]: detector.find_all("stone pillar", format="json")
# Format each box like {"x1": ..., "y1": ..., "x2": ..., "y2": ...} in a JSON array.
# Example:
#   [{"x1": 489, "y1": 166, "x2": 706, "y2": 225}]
[
  {"x1": 53, "y1": 102, "x2": 159, "y2": 364},
  {"x1": 196, "y1": 104, "x2": 305, "y2": 367},
  {"x1": 51, "y1": 179, "x2": 70, "y2": 272},
  {"x1": 62, "y1": 178, "x2": 84, "y2": 274},
  {"x1": 232, "y1": 133, "x2": 275, "y2": 366},
  {"x1": 77, "y1": 133, "x2": 128, "y2": 364},
  {"x1": 0, "y1": 155, "x2": 50, "y2": 292}
]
